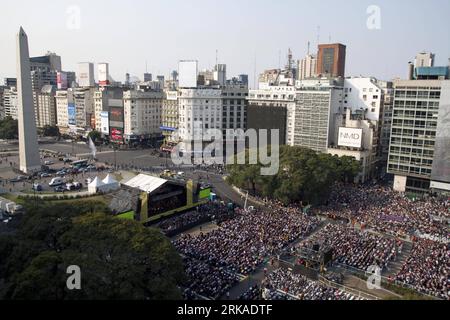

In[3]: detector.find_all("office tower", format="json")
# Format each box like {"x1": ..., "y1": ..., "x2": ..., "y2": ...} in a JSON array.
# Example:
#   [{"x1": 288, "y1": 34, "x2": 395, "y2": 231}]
[
  {"x1": 179, "y1": 60, "x2": 198, "y2": 88},
  {"x1": 123, "y1": 90, "x2": 164, "y2": 144},
  {"x1": 98, "y1": 63, "x2": 110, "y2": 86},
  {"x1": 414, "y1": 52, "x2": 435, "y2": 68},
  {"x1": 93, "y1": 87, "x2": 124, "y2": 137},
  {"x1": 221, "y1": 84, "x2": 248, "y2": 145},
  {"x1": 286, "y1": 79, "x2": 343, "y2": 153},
  {"x1": 161, "y1": 90, "x2": 179, "y2": 145},
  {"x1": 37, "y1": 85, "x2": 57, "y2": 127},
  {"x1": 316, "y1": 43, "x2": 346, "y2": 78},
  {"x1": 298, "y1": 54, "x2": 317, "y2": 80},
  {"x1": 4, "y1": 78, "x2": 17, "y2": 87},
  {"x1": 2, "y1": 88, "x2": 19, "y2": 119},
  {"x1": 214, "y1": 64, "x2": 227, "y2": 86},
  {"x1": 238, "y1": 74, "x2": 248, "y2": 85},
  {"x1": 16, "y1": 27, "x2": 41, "y2": 173},
  {"x1": 247, "y1": 85, "x2": 295, "y2": 147},
  {"x1": 144, "y1": 73, "x2": 152, "y2": 82},
  {"x1": 77, "y1": 62, "x2": 95, "y2": 87}
]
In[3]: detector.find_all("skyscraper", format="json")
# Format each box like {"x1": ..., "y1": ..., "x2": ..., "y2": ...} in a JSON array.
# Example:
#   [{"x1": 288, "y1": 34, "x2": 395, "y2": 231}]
[
  {"x1": 16, "y1": 27, "x2": 41, "y2": 174},
  {"x1": 316, "y1": 43, "x2": 346, "y2": 78}
]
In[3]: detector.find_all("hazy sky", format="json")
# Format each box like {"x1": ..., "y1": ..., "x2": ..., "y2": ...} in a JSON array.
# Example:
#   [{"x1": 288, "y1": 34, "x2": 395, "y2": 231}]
[{"x1": 1, "y1": 0, "x2": 449, "y2": 87}]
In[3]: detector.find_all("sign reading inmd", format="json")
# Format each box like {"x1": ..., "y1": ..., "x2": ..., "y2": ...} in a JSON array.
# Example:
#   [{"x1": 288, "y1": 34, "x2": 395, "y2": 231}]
[{"x1": 338, "y1": 127, "x2": 363, "y2": 148}]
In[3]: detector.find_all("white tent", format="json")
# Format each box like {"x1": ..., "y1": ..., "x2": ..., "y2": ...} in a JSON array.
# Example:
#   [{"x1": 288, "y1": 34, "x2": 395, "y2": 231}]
[
  {"x1": 102, "y1": 174, "x2": 120, "y2": 192},
  {"x1": 88, "y1": 177, "x2": 106, "y2": 194}
]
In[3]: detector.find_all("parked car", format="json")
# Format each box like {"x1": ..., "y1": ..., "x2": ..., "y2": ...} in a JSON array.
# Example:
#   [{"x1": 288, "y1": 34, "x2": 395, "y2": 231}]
[
  {"x1": 40, "y1": 172, "x2": 52, "y2": 178},
  {"x1": 56, "y1": 170, "x2": 67, "y2": 176},
  {"x1": 49, "y1": 177, "x2": 64, "y2": 187},
  {"x1": 44, "y1": 160, "x2": 54, "y2": 165}
]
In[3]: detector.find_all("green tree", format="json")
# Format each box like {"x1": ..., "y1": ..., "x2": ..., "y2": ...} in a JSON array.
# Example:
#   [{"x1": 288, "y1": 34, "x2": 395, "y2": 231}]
[
  {"x1": 0, "y1": 116, "x2": 19, "y2": 140},
  {"x1": 41, "y1": 125, "x2": 60, "y2": 137},
  {"x1": 0, "y1": 201, "x2": 185, "y2": 300},
  {"x1": 88, "y1": 130, "x2": 101, "y2": 142}
]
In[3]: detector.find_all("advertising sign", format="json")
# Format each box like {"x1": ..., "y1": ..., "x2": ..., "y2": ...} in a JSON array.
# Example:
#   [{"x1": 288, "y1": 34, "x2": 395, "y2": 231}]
[
  {"x1": 68, "y1": 103, "x2": 76, "y2": 126},
  {"x1": 100, "y1": 111, "x2": 109, "y2": 134},
  {"x1": 338, "y1": 127, "x2": 363, "y2": 148},
  {"x1": 111, "y1": 128, "x2": 123, "y2": 142},
  {"x1": 57, "y1": 72, "x2": 68, "y2": 90}
]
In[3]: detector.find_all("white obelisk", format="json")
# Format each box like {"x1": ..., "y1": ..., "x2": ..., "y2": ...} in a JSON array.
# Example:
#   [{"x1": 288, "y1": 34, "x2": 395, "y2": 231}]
[{"x1": 17, "y1": 27, "x2": 41, "y2": 174}]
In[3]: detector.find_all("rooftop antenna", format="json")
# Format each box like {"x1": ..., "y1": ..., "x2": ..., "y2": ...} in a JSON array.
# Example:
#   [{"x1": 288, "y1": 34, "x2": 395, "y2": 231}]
[
  {"x1": 215, "y1": 49, "x2": 218, "y2": 67},
  {"x1": 317, "y1": 26, "x2": 321, "y2": 46},
  {"x1": 307, "y1": 41, "x2": 310, "y2": 55},
  {"x1": 329, "y1": 34, "x2": 332, "y2": 43},
  {"x1": 145, "y1": 61, "x2": 148, "y2": 73},
  {"x1": 253, "y1": 53, "x2": 257, "y2": 89}
]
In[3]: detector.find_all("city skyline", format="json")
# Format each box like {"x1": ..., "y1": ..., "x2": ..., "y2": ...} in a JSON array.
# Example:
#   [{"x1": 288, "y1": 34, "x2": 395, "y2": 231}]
[{"x1": 0, "y1": 0, "x2": 449, "y2": 86}]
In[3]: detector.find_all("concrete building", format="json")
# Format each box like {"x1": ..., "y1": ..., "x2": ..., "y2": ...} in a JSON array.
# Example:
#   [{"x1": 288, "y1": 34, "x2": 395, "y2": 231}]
[
  {"x1": 379, "y1": 80, "x2": 394, "y2": 160},
  {"x1": 221, "y1": 84, "x2": 248, "y2": 145},
  {"x1": 0, "y1": 87, "x2": 4, "y2": 119},
  {"x1": 56, "y1": 87, "x2": 95, "y2": 134},
  {"x1": 37, "y1": 85, "x2": 57, "y2": 127},
  {"x1": 177, "y1": 88, "x2": 222, "y2": 154},
  {"x1": 123, "y1": 90, "x2": 164, "y2": 145},
  {"x1": 343, "y1": 77, "x2": 384, "y2": 122},
  {"x1": 214, "y1": 64, "x2": 227, "y2": 86},
  {"x1": 286, "y1": 79, "x2": 343, "y2": 152},
  {"x1": 247, "y1": 85, "x2": 295, "y2": 146},
  {"x1": 298, "y1": 54, "x2": 317, "y2": 80},
  {"x1": 4, "y1": 78, "x2": 17, "y2": 87},
  {"x1": 98, "y1": 63, "x2": 110, "y2": 86},
  {"x1": 2, "y1": 88, "x2": 19, "y2": 120},
  {"x1": 77, "y1": 62, "x2": 95, "y2": 87},
  {"x1": 328, "y1": 108, "x2": 380, "y2": 183},
  {"x1": 143, "y1": 73, "x2": 152, "y2": 82},
  {"x1": 414, "y1": 52, "x2": 435, "y2": 68},
  {"x1": 316, "y1": 43, "x2": 346, "y2": 78},
  {"x1": 161, "y1": 90, "x2": 179, "y2": 145},
  {"x1": 93, "y1": 87, "x2": 124, "y2": 140},
  {"x1": 16, "y1": 27, "x2": 41, "y2": 173},
  {"x1": 179, "y1": 60, "x2": 198, "y2": 88},
  {"x1": 388, "y1": 79, "x2": 450, "y2": 193}
]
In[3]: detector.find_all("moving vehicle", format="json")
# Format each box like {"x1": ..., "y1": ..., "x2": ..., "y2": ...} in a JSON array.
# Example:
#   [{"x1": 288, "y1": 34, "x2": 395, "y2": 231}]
[
  {"x1": 44, "y1": 160, "x2": 54, "y2": 165},
  {"x1": 49, "y1": 177, "x2": 64, "y2": 187},
  {"x1": 54, "y1": 186, "x2": 66, "y2": 193},
  {"x1": 40, "y1": 172, "x2": 52, "y2": 178}
]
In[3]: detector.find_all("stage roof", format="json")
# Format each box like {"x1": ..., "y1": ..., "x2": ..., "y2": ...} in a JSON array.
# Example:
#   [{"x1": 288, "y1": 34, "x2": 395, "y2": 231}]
[{"x1": 123, "y1": 174, "x2": 168, "y2": 193}]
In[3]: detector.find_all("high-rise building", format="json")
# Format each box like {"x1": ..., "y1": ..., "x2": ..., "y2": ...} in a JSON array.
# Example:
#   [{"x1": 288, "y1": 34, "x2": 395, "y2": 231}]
[
  {"x1": 179, "y1": 60, "x2": 198, "y2": 88},
  {"x1": 388, "y1": 79, "x2": 450, "y2": 193},
  {"x1": 4, "y1": 78, "x2": 17, "y2": 87},
  {"x1": 2, "y1": 88, "x2": 18, "y2": 120},
  {"x1": 177, "y1": 88, "x2": 222, "y2": 154},
  {"x1": 98, "y1": 63, "x2": 110, "y2": 86},
  {"x1": 77, "y1": 62, "x2": 95, "y2": 87},
  {"x1": 414, "y1": 52, "x2": 435, "y2": 68},
  {"x1": 37, "y1": 85, "x2": 57, "y2": 127},
  {"x1": 16, "y1": 27, "x2": 41, "y2": 174},
  {"x1": 221, "y1": 84, "x2": 248, "y2": 144},
  {"x1": 93, "y1": 87, "x2": 124, "y2": 137},
  {"x1": 247, "y1": 85, "x2": 295, "y2": 147},
  {"x1": 316, "y1": 43, "x2": 346, "y2": 78},
  {"x1": 286, "y1": 79, "x2": 343, "y2": 152},
  {"x1": 161, "y1": 90, "x2": 179, "y2": 145},
  {"x1": 123, "y1": 90, "x2": 164, "y2": 144},
  {"x1": 214, "y1": 64, "x2": 227, "y2": 86},
  {"x1": 144, "y1": 73, "x2": 152, "y2": 82},
  {"x1": 298, "y1": 54, "x2": 317, "y2": 80}
]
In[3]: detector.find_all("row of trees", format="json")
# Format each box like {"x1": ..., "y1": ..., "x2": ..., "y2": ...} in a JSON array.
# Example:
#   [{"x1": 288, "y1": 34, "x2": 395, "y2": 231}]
[
  {"x1": 0, "y1": 200, "x2": 185, "y2": 300},
  {"x1": 0, "y1": 117, "x2": 61, "y2": 139},
  {"x1": 227, "y1": 146, "x2": 360, "y2": 206}
]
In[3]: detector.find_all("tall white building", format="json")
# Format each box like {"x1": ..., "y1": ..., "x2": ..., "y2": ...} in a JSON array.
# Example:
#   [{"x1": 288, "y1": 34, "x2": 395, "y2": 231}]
[
  {"x1": 3, "y1": 88, "x2": 19, "y2": 120},
  {"x1": 37, "y1": 85, "x2": 57, "y2": 127},
  {"x1": 178, "y1": 88, "x2": 222, "y2": 154},
  {"x1": 343, "y1": 77, "x2": 384, "y2": 122},
  {"x1": 98, "y1": 62, "x2": 110, "y2": 86},
  {"x1": 77, "y1": 62, "x2": 95, "y2": 87},
  {"x1": 123, "y1": 90, "x2": 164, "y2": 143},
  {"x1": 414, "y1": 52, "x2": 435, "y2": 68},
  {"x1": 178, "y1": 60, "x2": 198, "y2": 88},
  {"x1": 297, "y1": 54, "x2": 317, "y2": 80}
]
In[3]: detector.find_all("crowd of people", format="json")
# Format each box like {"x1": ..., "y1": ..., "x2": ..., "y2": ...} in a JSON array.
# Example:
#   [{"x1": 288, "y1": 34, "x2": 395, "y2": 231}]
[
  {"x1": 174, "y1": 206, "x2": 320, "y2": 275},
  {"x1": 298, "y1": 224, "x2": 402, "y2": 272},
  {"x1": 182, "y1": 257, "x2": 238, "y2": 300},
  {"x1": 262, "y1": 268, "x2": 363, "y2": 300},
  {"x1": 394, "y1": 239, "x2": 449, "y2": 300},
  {"x1": 156, "y1": 202, "x2": 233, "y2": 235},
  {"x1": 319, "y1": 183, "x2": 449, "y2": 241}
]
